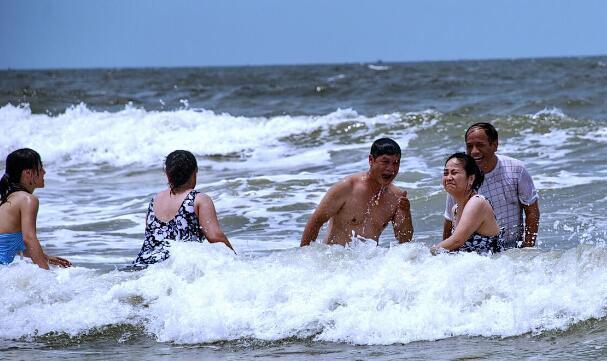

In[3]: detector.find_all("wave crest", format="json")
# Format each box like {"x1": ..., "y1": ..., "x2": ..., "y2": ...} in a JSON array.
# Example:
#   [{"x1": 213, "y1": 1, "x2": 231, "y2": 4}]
[{"x1": 0, "y1": 103, "x2": 429, "y2": 167}]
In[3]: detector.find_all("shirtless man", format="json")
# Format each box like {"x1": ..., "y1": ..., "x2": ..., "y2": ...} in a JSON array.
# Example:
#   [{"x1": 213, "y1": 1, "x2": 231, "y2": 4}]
[{"x1": 300, "y1": 138, "x2": 413, "y2": 246}]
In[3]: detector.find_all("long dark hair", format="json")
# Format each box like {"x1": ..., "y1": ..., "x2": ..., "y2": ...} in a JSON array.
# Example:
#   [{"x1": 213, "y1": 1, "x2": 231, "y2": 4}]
[
  {"x1": 445, "y1": 152, "x2": 484, "y2": 192},
  {"x1": 164, "y1": 150, "x2": 198, "y2": 194},
  {"x1": 0, "y1": 148, "x2": 43, "y2": 205}
]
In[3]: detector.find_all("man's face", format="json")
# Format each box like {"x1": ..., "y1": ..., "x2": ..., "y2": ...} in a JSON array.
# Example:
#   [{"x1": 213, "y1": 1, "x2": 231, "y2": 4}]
[
  {"x1": 369, "y1": 154, "x2": 400, "y2": 186},
  {"x1": 465, "y1": 128, "x2": 497, "y2": 172}
]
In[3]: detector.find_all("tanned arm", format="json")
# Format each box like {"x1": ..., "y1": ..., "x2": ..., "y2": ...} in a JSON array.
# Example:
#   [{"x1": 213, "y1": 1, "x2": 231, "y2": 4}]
[
  {"x1": 442, "y1": 219, "x2": 453, "y2": 240},
  {"x1": 20, "y1": 195, "x2": 49, "y2": 269},
  {"x1": 300, "y1": 180, "x2": 350, "y2": 247},
  {"x1": 522, "y1": 201, "x2": 540, "y2": 247},
  {"x1": 197, "y1": 194, "x2": 236, "y2": 253},
  {"x1": 392, "y1": 190, "x2": 413, "y2": 243},
  {"x1": 434, "y1": 197, "x2": 487, "y2": 251}
]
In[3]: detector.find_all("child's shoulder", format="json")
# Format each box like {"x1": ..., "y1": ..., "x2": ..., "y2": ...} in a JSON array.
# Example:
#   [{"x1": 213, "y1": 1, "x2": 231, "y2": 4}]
[
  {"x1": 7, "y1": 191, "x2": 39, "y2": 209},
  {"x1": 10, "y1": 190, "x2": 37, "y2": 201}
]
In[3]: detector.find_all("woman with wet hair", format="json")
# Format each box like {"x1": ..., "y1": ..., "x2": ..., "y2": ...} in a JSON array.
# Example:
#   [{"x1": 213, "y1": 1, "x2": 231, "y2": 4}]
[
  {"x1": 0, "y1": 148, "x2": 71, "y2": 269},
  {"x1": 431, "y1": 152, "x2": 503, "y2": 255},
  {"x1": 133, "y1": 150, "x2": 235, "y2": 266}
]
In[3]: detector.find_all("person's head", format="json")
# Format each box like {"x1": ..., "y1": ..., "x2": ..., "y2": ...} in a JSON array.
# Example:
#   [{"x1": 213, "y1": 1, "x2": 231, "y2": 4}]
[
  {"x1": 368, "y1": 138, "x2": 401, "y2": 186},
  {"x1": 164, "y1": 150, "x2": 198, "y2": 194},
  {"x1": 0, "y1": 148, "x2": 45, "y2": 205},
  {"x1": 464, "y1": 122, "x2": 499, "y2": 173},
  {"x1": 443, "y1": 152, "x2": 484, "y2": 195}
]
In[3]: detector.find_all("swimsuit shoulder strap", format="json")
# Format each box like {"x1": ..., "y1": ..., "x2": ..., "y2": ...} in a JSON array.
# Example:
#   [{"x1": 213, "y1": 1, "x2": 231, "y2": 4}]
[{"x1": 185, "y1": 189, "x2": 198, "y2": 205}]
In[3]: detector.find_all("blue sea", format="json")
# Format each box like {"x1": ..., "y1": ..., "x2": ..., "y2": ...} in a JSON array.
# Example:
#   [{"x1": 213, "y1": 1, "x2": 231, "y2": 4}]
[{"x1": 1, "y1": 57, "x2": 607, "y2": 360}]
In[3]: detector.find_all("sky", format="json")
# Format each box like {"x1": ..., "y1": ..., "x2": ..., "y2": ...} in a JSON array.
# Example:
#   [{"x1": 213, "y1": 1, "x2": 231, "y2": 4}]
[{"x1": 1, "y1": 0, "x2": 606, "y2": 69}]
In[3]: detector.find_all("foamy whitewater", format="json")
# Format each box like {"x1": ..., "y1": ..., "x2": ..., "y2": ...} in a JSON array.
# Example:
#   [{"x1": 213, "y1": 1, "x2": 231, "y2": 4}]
[
  {"x1": 3, "y1": 242, "x2": 607, "y2": 345},
  {"x1": 1, "y1": 58, "x2": 607, "y2": 358}
]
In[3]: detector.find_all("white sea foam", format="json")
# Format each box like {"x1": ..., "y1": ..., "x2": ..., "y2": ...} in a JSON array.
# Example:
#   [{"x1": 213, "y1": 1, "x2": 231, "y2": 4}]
[
  {"x1": 530, "y1": 107, "x2": 567, "y2": 119},
  {"x1": 2, "y1": 242, "x2": 607, "y2": 345},
  {"x1": 580, "y1": 127, "x2": 607, "y2": 144},
  {"x1": 500, "y1": 128, "x2": 576, "y2": 164},
  {"x1": 533, "y1": 170, "x2": 606, "y2": 190},
  {"x1": 326, "y1": 74, "x2": 346, "y2": 82},
  {"x1": 0, "y1": 104, "x2": 412, "y2": 168},
  {"x1": 368, "y1": 64, "x2": 390, "y2": 71}
]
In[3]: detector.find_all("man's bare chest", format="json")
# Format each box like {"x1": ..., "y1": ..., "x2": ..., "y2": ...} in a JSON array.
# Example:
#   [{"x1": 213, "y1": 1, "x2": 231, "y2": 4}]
[{"x1": 338, "y1": 196, "x2": 397, "y2": 227}]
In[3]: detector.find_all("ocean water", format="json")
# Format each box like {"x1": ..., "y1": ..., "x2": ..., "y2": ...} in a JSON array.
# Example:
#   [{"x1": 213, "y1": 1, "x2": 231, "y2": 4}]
[{"x1": 1, "y1": 57, "x2": 607, "y2": 360}]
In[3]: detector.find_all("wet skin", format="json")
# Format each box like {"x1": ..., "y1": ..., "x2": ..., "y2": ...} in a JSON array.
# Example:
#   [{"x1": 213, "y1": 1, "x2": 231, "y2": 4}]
[{"x1": 301, "y1": 154, "x2": 413, "y2": 246}]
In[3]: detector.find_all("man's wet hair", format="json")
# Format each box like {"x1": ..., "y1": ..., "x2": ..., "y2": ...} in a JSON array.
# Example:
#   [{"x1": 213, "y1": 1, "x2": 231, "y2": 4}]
[
  {"x1": 370, "y1": 138, "x2": 401, "y2": 158},
  {"x1": 164, "y1": 150, "x2": 198, "y2": 194},
  {"x1": 445, "y1": 152, "x2": 485, "y2": 192},
  {"x1": 465, "y1": 122, "x2": 498, "y2": 143}
]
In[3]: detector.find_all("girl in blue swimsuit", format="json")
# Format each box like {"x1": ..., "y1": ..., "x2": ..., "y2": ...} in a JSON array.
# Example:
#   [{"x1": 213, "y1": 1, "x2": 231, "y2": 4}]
[
  {"x1": 0, "y1": 149, "x2": 71, "y2": 269},
  {"x1": 133, "y1": 150, "x2": 235, "y2": 267},
  {"x1": 432, "y1": 152, "x2": 503, "y2": 255}
]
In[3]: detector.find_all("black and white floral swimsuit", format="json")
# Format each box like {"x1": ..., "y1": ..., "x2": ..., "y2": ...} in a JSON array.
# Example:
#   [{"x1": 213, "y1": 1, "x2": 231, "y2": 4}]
[
  {"x1": 133, "y1": 190, "x2": 205, "y2": 267},
  {"x1": 453, "y1": 194, "x2": 504, "y2": 255}
]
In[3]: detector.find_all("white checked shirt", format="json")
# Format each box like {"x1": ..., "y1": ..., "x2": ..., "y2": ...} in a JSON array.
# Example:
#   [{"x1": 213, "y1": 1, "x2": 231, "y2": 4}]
[{"x1": 444, "y1": 154, "x2": 538, "y2": 248}]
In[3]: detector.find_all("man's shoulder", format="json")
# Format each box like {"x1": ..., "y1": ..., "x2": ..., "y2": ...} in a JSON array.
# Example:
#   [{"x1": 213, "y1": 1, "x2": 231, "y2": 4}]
[
  {"x1": 329, "y1": 173, "x2": 360, "y2": 192},
  {"x1": 343, "y1": 172, "x2": 367, "y2": 184},
  {"x1": 497, "y1": 154, "x2": 522, "y2": 164},
  {"x1": 497, "y1": 154, "x2": 528, "y2": 171},
  {"x1": 387, "y1": 183, "x2": 404, "y2": 196}
]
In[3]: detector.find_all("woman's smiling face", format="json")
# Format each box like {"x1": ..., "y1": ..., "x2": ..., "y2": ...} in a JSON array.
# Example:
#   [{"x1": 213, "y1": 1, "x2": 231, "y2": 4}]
[{"x1": 443, "y1": 158, "x2": 473, "y2": 196}]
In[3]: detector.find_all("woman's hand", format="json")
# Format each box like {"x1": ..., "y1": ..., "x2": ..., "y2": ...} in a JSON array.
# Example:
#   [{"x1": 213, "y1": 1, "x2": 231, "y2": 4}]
[
  {"x1": 46, "y1": 255, "x2": 72, "y2": 268},
  {"x1": 430, "y1": 245, "x2": 447, "y2": 256}
]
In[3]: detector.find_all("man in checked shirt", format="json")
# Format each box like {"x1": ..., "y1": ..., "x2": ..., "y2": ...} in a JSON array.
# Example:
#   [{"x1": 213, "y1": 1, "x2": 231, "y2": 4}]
[{"x1": 442, "y1": 122, "x2": 540, "y2": 249}]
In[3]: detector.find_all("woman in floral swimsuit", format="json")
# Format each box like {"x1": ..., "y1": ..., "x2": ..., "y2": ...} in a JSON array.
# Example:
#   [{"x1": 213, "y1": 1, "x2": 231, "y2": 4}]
[
  {"x1": 431, "y1": 152, "x2": 503, "y2": 255},
  {"x1": 133, "y1": 150, "x2": 234, "y2": 267}
]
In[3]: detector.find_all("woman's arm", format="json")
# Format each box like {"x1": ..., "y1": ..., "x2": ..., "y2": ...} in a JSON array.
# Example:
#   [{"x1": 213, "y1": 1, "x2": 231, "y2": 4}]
[
  {"x1": 20, "y1": 194, "x2": 72, "y2": 268},
  {"x1": 434, "y1": 197, "x2": 487, "y2": 251},
  {"x1": 20, "y1": 195, "x2": 50, "y2": 269},
  {"x1": 196, "y1": 194, "x2": 235, "y2": 253}
]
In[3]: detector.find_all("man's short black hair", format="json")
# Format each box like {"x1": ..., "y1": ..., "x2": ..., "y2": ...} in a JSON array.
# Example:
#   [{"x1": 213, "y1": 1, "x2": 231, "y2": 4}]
[
  {"x1": 465, "y1": 122, "x2": 498, "y2": 143},
  {"x1": 370, "y1": 138, "x2": 401, "y2": 158}
]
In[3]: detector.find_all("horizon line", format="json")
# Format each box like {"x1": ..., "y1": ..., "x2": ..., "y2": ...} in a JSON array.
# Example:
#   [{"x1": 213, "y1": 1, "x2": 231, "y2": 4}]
[{"x1": 2, "y1": 53, "x2": 606, "y2": 72}]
